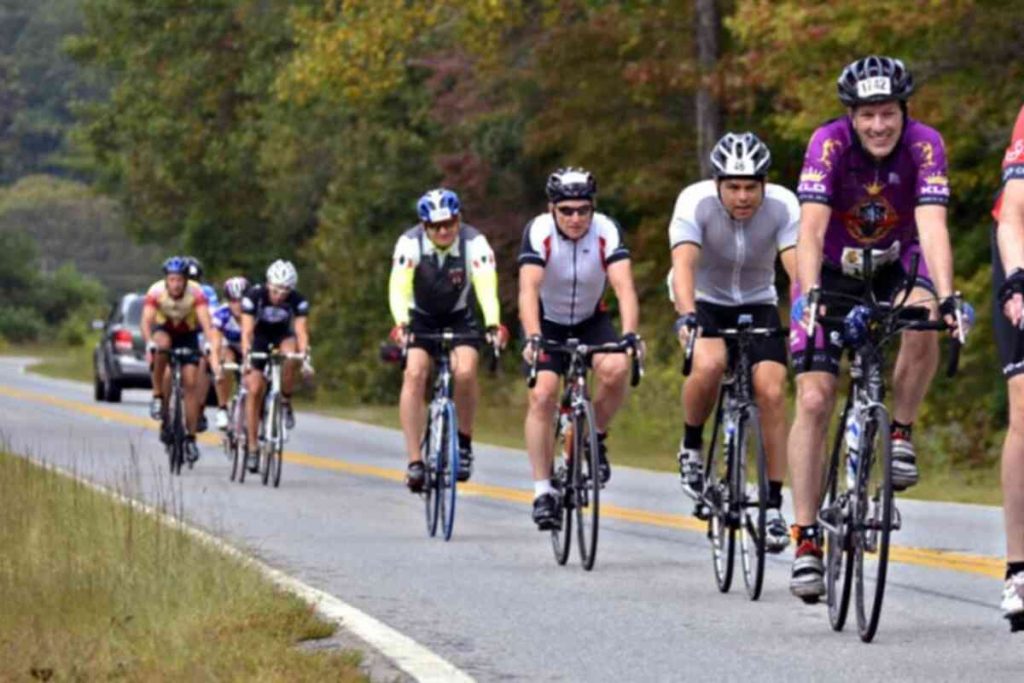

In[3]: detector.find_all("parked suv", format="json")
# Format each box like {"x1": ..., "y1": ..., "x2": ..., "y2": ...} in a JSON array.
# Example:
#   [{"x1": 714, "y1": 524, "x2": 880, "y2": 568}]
[{"x1": 93, "y1": 293, "x2": 150, "y2": 402}]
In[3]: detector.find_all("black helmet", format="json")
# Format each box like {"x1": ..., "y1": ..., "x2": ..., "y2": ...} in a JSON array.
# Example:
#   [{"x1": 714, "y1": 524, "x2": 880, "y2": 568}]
[
  {"x1": 545, "y1": 167, "x2": 597, "y2": 203},
  {"x1": 837, "y1": 56, "x2": 914, "y2": 108},
  {"x1": 183, "y1": 255, "x2": 203, "y2": 280}
]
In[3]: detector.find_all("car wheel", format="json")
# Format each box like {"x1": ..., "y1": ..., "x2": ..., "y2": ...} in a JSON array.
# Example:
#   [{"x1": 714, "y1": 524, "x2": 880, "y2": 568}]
[
  {"x1": 106, "y1": 379, "x2": 123, "y2": 403},
  {"x1": 94, "y1": 375, "x2": 105, "y2": 402}
]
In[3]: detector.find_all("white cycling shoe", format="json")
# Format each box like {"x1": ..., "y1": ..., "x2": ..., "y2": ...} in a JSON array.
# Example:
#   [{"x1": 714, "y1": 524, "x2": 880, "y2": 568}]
[{"x1": 215, "y1": 408, "x2": 229, "y2": 431}]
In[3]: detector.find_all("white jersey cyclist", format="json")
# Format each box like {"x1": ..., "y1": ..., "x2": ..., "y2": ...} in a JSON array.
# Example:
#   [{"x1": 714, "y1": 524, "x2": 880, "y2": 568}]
[
  {"x1": 668, "y1": 180, "x2": 799, "y2": 306},
  {"x1": 518, "y1": 211, "x2": 630, "y2": 325}
]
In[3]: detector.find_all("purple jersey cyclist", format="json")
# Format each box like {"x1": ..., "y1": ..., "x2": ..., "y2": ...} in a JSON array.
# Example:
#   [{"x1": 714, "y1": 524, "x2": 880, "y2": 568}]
[{"x1": 785, "y1": 56, "x2": 960, "y2": 603}]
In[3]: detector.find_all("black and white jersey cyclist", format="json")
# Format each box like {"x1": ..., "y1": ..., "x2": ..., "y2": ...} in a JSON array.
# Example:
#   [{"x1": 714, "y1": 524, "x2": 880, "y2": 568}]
[
  {"x1": 519, "y1": 167, "x2": 643, "y2": 531},
  {"x1": 239, "y1": 260, "x2": 313, "y2": 472},
  {"x1": 668, "y1": 132, "x2": 799, "y2": 554}
]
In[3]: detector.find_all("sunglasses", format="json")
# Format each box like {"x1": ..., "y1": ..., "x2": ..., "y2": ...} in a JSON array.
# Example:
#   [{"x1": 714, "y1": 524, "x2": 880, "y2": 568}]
[
  {"x1": 425, "y1": 220, "x2": 458, "y2": 232},
  {"x1": 268, "y1": 285, "x2": 291, "y2": 296},
  {"x1": 555, "y1": 204, "x2": 593, "y2": 217}
]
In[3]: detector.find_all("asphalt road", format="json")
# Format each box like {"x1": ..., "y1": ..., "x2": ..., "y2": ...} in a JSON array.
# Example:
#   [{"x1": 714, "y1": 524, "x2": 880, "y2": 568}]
[{"x1": 0, "y1": 357, "x2": 1019, "y2": 681}]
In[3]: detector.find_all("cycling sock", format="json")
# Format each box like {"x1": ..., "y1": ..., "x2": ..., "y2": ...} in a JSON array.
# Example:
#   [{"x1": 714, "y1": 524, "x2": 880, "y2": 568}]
[
  {"x1": 1007, "y1": 561, "x2": 1024, "y2": 580},
  {"x1": 534, "y1": 479, "x2": 554, "y2": 498},
  {"x1": 597, "y1": 431, "x2": 607, "y2": 442},
  {"x1": 768, "y1": 480, "x2": 783, "y2": 508},
  {"x1": 795, "y1": 524, "x2": 820, "y2": 543},
  {"x1": 891, "y1": 420, "x2": 913, "y2": 440},
  {"x1": 683, "y1": 423, "x2": 703, "y2": 450},
  {"x1": 458, "y1": 431, "x2": 472, "y2": 450}
]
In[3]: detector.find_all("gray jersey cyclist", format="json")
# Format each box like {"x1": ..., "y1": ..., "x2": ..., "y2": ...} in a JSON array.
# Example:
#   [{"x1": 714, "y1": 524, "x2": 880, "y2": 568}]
[{"x1": 669, "y1": 132, "x2": 798, "y2": 554}]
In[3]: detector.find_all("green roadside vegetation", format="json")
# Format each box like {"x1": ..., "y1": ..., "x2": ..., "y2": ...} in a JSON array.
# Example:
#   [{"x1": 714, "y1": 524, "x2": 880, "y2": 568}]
[
  {"x1": 1, "y1": 338, "x2": 97, "y2": 384},
  {"x1": 0, "y1": 451, "x2": 366, "y2": 681}
]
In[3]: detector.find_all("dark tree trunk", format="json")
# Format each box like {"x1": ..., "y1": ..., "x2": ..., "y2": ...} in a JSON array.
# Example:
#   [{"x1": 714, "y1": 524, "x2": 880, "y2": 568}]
[{"x1": 695, "y1": 0, "x2": 721, "y2": 178}]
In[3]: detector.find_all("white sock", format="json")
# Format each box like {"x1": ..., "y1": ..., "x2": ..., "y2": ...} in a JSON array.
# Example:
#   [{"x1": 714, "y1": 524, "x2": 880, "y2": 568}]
[{"x1": 533, "y1": 479, "x2": 554, "y2": 498}]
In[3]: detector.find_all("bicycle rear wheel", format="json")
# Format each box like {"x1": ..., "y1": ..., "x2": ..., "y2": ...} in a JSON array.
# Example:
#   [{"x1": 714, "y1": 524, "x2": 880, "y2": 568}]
[
  {"x1": 270, "y1": 395, "x2": 284, "y2": 488},
  {"x1": 170, "y1": 386, "x2": 185, "y2": 476},
  {"x1": 231, "y1": 397, "x2": 247, "y2": 483},
  {"x1": 261, "y1": 395, "x2": 278, "y2": 486},
  {"x1": 550, "y1": 414, "x2": 573, "y2": 565},
  {"x1": 854, "y1": 406, "x2": 893, "y2": 643},
  {"x1": 708, "y1": 422, "x2": 735, "y2": 593},
  {"x1": 575, "y1": 401, "x2": 600, "y2": 571},
  {"x1": 825, "y1": 404, "x2": 854, "y2": 631},
  {"x1": 440, "y1": 400, "x2": 459, "y2": 541},
  {"x1": 737, "y1": 411, "x2": 767, "y2": 601},
  {"x1": 423, "y1": 407, "x2": 441, "y2": 537}
]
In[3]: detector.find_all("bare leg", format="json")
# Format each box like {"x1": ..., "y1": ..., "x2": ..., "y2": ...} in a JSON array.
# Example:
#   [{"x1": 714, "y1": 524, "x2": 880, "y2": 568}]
[
  {"x1": 787, "y1": 371, "x2": 838, "y2": 526},
  {"x1": 525, "y1": 371, "x2": 560, "y2": 481},
  {"x1": 1005, "y1": 376, "x2": 1024, "y2": 562},
  {"x1": 590, "y1": 353, "x2": 630, "y2": 433},
  {"x1": 399, "y1": 349, "x2": 431, "y2": 462},
  {"x1": 754, "y1": 360, "x2": 789, "y2": 486},
  {"x1": 451, "y1": 346, "x2": 480, "y2": 435}
]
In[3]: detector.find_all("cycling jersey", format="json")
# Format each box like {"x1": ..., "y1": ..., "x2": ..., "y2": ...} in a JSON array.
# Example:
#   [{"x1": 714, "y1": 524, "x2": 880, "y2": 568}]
[
  {"x1": 212, "y1": 304, "x2": 241, "y2": 345},
  {"x1": 388, "y1": 223, "x2": 499, "y2": 327},
  {"x1": 200, "y1": 283, "x2": 219, "y2": 309},
  {"x1": 993, "y1": 104, "x2": 1024, "y2": 222},
  {"x1": 144, "y1": 279, "x2": 208, "y2": 334},
  {"x1": 797, "y1": 116, "x2": 950, "y2": 277},
  {"x1": 668, "y1": 180, "x2": 798, "y2": 306},
  {"x1": 518, "y1": 212, "x2": 630, "y2": 326},
  {"x1": 241, "y1": 285, "x2": 309, "y2": 339}
]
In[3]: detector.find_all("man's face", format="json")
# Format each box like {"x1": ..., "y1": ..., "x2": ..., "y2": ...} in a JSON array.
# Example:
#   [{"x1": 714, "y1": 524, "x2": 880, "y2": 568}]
[
  {"x1": 850, "y1": 100, "x2": 904, "y2": 159},
  {"x1": 551, "y1": 200, "x2": 594, "y2": 239},
  {"x1": 717, "y1": 178, "x2": 764, "y2": 220},
  {"x1": 165, "y1": 273, "x2": 186, "y2": 297},
  {"x1": 423, "y1": 216, "x2": 460, "y2": 248},
  {"x1": 267, "y1": 284, "x2": 290, "y2": 305}
]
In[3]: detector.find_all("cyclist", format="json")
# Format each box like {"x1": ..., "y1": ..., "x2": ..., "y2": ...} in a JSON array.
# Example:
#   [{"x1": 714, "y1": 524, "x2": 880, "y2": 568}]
[
  {"x1": 240, "y1": 260, "x2": 311, "y2": 472},
  {"x1": 141, "y1": 256, "x2": 221, "y2": 462},
  {"x1": 669, "y1": 132, "x2": 798, "y2": 553},
  {"x1": 520, "y1": 167, "x2": 642, "y2": 530},
  {"x1": 389, "y1": 188, "x2": 508, "y2": 492},
  {"x1": 210, "y1": 276, "x2": 249, "y2": 430},
  {"x1": 787, "y1": 56, "x2": 959, "y2": 599},
  {"x1": 991, "y1": 102, "x2": 1024, "y2": 626},
  {"x1": 184, "y1": 256, "x2": 218, "y2": 432}
]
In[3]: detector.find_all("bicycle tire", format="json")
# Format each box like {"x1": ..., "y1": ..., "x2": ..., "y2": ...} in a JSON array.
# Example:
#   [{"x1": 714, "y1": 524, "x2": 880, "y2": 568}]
[
  {"x1": 171, "y1": 382, "x2": 185, "y2": 476},
  {"x1": 261, "y1": 394, "x2": 277, "y2": 486},
  {"x1": 440, "y1": 400, "x2": 459, "y2": 541},
  {"x1": 709, "y1": 417, "x2": 735, "y2": 593},
  {"x1": 550, "y1": 413, "x2": 573, "y2": 565},
  {"x1": 825, "y1": 403, "x2": 854, "y2": 631},
  {"x1": 738, "y1": 410, "x2": 767, "y2": 601},
  {"x1": 271, "y1": 393, "x2": 284, "y2": 488},
  {"x1": 575, "y1": 400, "x2": 600, "y2": 571},
  {"x1": 854, "y1": 406, "x2": 893, "y2": 643},
  {"x1": 423, "y1": 408, "x2": 441, "y2": 537},
  {"x1": 231, "y1": 396, "x2": 247, "y2": 483}
]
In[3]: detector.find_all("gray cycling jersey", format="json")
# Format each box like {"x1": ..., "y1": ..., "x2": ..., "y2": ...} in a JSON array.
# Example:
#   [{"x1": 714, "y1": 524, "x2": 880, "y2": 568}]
[{"x1": 668, "y1": 180, "x2": 798, "y2": 306}]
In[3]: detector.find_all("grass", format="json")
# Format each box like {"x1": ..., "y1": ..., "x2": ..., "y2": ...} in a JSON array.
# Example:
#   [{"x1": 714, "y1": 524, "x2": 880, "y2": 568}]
[
  {"x1": 0, "y1": 451, "x2": 366, "y2": 682},
  {"x1": 1, "y1": 338, "x2": 96, "y2": 383}
]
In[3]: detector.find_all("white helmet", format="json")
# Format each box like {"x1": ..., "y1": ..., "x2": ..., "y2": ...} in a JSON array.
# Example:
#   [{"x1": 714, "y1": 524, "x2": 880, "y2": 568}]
[
  {"x1": 266, "y1": 259, "x2": 298, "y2": 289},
  {"x1": 223, "y1": 276, "x2": 249, "y2": 301},
  {"x1": 710, "y1": 132, "x2": 772, "y2": 179}
]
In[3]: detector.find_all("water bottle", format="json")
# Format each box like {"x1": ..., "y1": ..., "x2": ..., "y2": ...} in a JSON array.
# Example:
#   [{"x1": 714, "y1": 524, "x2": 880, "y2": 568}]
[
  {"x1": 558, "y1": 408, "x2": 574, "y2": 460},
  {"x1": 844, "y1": 411, "x2": 860, "y2": 490}
]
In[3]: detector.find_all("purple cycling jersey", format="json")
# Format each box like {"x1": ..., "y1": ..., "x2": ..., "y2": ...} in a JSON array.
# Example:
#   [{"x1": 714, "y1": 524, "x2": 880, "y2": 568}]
[{"x1": 796, "y1": 116, "x2": 950, "y2": 273}]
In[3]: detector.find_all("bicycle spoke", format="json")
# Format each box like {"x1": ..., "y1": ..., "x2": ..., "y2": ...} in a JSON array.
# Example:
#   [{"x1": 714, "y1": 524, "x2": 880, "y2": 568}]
[
  {"x1": 854, "y1": 406, "x2": 893, "y2": 643},
  {"x1": 738, "y1": 412, "x2": 767, "y2": 601},
  {"x1": 575, "y1": 401, "x2": 600, "y2": 571}
]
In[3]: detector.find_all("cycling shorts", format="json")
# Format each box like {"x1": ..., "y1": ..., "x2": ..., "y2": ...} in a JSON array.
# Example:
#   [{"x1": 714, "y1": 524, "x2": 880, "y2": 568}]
[
  {"x1": 152, "y1": 326, "x2": 200, "y2": 366},
  {"x1": 408, "y1": 309, "x2": 481, "y2": 357},
  {"x1": 696, "y1": 301, "x2": 787, "y2": 367},
  {"x1": 527, "y1": 310, "x2": 619, "y2": 376}
]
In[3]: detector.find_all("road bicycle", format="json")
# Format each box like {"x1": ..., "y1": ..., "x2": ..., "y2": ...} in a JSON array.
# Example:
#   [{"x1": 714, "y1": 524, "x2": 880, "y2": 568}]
[{"x1": 248, "y1": 348, "x2": 306, "y2": 488}]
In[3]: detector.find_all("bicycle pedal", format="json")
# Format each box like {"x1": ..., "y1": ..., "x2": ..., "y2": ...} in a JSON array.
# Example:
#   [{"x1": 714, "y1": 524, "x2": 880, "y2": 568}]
[
  {"x1": 890, "y1": 504, "x2": 902, "y2": 531},
  {"x1": 800, "y1": 595, "x2": 821, "y2": 605},
  {"x1": 1008, "y1": 613, "x2": 1024, "y2": 633},
  {"x1": 693, "y1": 503, "x2": 711, "y2": 521}
]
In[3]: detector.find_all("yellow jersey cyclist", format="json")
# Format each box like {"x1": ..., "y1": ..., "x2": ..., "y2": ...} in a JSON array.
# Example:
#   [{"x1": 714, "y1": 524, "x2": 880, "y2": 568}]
[
  {"x1": 141, "y1": 256, "x2": 221, "y2": 462},
  {"x1": 519, "y1": 168, "x2": 642, "y2": 530},
  {"x1": 389, "y1": 188, "x2": 509, "y2": 492},
  {"x1": 240, "y1": 260, "x2": 313, "y2": 472},
  {"x1": 668, "y1": 132, "x2": 798, "y2": 553}
]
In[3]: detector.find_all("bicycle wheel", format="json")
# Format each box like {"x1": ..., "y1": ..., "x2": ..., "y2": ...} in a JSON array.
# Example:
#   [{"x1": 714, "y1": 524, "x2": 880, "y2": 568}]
[
  {"x1": 550, "y1": 413, "x2": 573, "y2": 565},
  {"x1": 231, "y1": 397, "x2": 247, "y2": 483},
  {"x1": 271, "y1": 395, "x2": 284, "y2": 488},
  {"x1": 440, "y1": 400, "x2": 459, "y2": 541},
  {"x1": 825, "y1": 404, "x2": 854, "y2": 631},
  {"x1": 853, "y1": 405, "x2": 893, "y2": 643},
  {"x1": 737, "y1": 410, "x2": 767, "y2": 601},
  {"x1": 170, "y1": 385, "x2": 185, "y2": 476},
  {"x1": 575, "y1": 400, "x2": 600, "y2": 571},
  {"x1": 261, "y1": 395, "x2": 278, "y2": 486},
  {"x1": 708, "y1": 418, "x2": 735, "y2": 593},
  {"x1": 423, "y1": 406, "x2": 441, "y2": 537}
]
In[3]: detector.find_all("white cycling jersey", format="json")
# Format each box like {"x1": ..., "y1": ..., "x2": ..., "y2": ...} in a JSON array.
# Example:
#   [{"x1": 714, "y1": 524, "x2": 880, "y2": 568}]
[
  {"x1": 667, "y1": 180, "x2": 798, "y2": 306},
  {"x1": 518, "y1": 211, "x2": 630, "y2": 326}
]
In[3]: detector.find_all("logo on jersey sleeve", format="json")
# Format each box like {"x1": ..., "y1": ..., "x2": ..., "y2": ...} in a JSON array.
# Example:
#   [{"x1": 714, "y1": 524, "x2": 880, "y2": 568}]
[
  {"x1": 819, "y1": 139, "x2": 843, "y2": 170},
  {"x1": 920, "y1": 172, "x2": 950, "y2": 197},
  {"x1": 798, "y1": 167, "x2": 828, "y2": 196},
  {"x1": 1006, "y1": 140, "x2": 1024, "y2": 164},
  {"x1": 912, "y1": 141, "x2": 936, "y2": 168}
]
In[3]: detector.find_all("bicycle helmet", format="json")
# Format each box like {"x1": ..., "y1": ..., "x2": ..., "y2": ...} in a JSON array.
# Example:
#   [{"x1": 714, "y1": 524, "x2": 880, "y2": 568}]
[
  {"x1": 182, "y1": 255, "x2": 203, "y2": 280},
  {"x1": 417, "y1": 188, "x2": 461, "y2": 223},
  {"x1": 162, "y1": 256, "x2": 188, "y2": 275},
  {"x1": 223, "y1": 276, "x2": 249, "y2": 301},
  {"x1": 837, "y1": 56, "x2": 914, "y2": 107},
  {"x1": 545, "y1": 167, "x2": 597, "y2": 203},
  {"x1": 266, "y1": 259, "x2": 298, "y2": 288},
  {"x1": 710, "y1": 132, "x2": 772, "y2": 178}
]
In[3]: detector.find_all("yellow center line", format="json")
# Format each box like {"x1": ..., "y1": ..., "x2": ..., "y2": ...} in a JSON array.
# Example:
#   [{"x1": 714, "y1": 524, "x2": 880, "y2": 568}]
[{"x1": 0, "y1": 383, "x2": 1004, "y2": 579}]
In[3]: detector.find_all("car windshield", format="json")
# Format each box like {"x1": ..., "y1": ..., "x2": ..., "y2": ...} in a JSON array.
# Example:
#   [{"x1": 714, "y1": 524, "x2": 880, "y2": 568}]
[{"x1": 124, "y1": 297, "x2": 144, "y2": 326}]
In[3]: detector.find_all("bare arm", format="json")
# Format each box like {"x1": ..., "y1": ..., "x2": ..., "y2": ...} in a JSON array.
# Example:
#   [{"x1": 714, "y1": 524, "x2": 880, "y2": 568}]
[
  {"x1": 796, "y1": 203, "x2": 832, "y2": 294},
  {"x1": 196, "y1": 305, "x2": 220, "y2": 373},
  {"x1": 670, "y1": 244, "x2": 700, "y2": 315},
  {"x1": 518, "y1": 264, "x2": 545, "y2": 338},
  {"x1": 915, "y1": 204, "x2": 954, "y2": 299},
  {"x1": 607, "y1": 259, "x2": 639, "y2": 334},
  {"x1": 780, "y1": 247, "x2": 797, "y2": 287},
  {"x1": 998, "y1": 179, "x2": 1024, "y2": 326},
  {"x1": 141, "y1": 304, "x2": 155, "y2": 345},
  {"x1": 241, "y1": 314, "x2": 255, "y2": 358},
  {"x1": 294, "y1": 317, "x2": 310, "y2": 355}
]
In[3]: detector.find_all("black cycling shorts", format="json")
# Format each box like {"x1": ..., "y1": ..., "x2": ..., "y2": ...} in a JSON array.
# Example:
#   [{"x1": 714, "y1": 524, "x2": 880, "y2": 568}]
[
  {"x1": 408, "y1": 309, "x2": 481, "y2": 357},
  {"x1": 791, "y1": 263, "x2": 937, "y2": 375},
  {"x1": 992, "y1": 226, "x2": 1024, "y2": 379},
  {"x1": 696, "y1": 301, "x2": 787, "y2": 367},
  {"x1": 151, "y1": 325, "x2": 200, "y2": 365},
  {"x1": 527, "y1": 311, "x2": 619, "y2": 376},
  {"x1": 250, "y1": 328, "x2": 296, "y2": 371}
]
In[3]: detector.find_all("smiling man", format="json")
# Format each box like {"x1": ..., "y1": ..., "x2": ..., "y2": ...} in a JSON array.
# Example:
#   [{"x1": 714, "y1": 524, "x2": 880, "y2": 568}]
[{"x1": 786, "y1": 56, "x2": 959, "y2": 601}]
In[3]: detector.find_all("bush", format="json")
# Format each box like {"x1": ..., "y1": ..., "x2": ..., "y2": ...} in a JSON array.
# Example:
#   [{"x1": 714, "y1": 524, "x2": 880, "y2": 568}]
[{"x1": 0, "y1": 306, "x2": 47, "y2": 343}]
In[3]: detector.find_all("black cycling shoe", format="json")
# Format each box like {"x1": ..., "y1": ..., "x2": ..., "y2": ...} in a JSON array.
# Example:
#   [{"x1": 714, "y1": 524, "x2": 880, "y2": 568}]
[
  {"x1": 197, "y1": 413, "x2": 208, "y2": 433},
  {"x1": 596, "y1": 440, "x2": 611, "y2": 485},
  {"x1": 284, "y1": 401, "x2": 296, "y2": 430},
  {"x1": 532, "y1": 492, "x2": 562, "y2": 531},
  {"x1": 406, "y1": 461, "x2": 426, "y2": 493},
  {"x1": 246, "y1": 450, "x2": 259, "y2": 473},
  {"x1": 457, "y1": 448, "x2": 473, "y2": 482},
  {"x1": 184, "y1": 437, "x2": 200, "y2": 464},
  {"x1": 159, "y1": 423, "x2": 172, "y2": 445}
]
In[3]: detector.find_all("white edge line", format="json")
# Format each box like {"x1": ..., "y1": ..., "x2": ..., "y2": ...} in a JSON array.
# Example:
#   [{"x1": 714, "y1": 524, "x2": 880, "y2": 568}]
[{"x1": 20, "y1": 454, "x2": 475, "y2": 683}]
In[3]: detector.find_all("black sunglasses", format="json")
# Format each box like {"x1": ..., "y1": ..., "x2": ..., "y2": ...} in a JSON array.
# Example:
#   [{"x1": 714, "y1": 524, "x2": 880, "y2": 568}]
[
  {"x1": 555, "y1": 204, "x2": 593, "y2": 217},
  {"x1": 425, "y1": 220, "x2": 458, "y2": 232}
]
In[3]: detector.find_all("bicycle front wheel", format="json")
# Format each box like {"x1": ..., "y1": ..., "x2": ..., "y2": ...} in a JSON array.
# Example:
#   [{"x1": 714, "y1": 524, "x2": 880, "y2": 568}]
[
  {"x1": 550, "y1": 413, "x2": 573, "y2": 565},
  {"x1": 825, "y1": 403, "x2": 854, "y2": 630},
  {"x1": 737, "y1": 411, "x2": 767, "y2": 601},
  {"x1": 708, "y1": 426, "x2": 735, "y2": 593},
  {"x1": 271, "y1": 395, "x2": 284, "y2": 488},
  {"x1": 423, "y1": 409, "x2": 440, "y2": 537},
  {"x1": 440, "y1": 400, "x2": 459, "y2": 541},
  {"x1": 170, "y1": 387, "x2": 185, "y2": 476},
  {"x1": 261, "y1": 395, "x2": 278, "y2": 486},
  {"x1": 574, "y1": 400, "x2": 600, "y2": 571},
  {"x1": 854, "y1": 406, "x2": 893, "y2": 643}
]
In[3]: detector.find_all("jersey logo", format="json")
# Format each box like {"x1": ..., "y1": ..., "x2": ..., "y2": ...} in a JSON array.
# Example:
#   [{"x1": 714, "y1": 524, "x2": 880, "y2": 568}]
[
  {"x1": 912, "y1": 141, "x2": 936, "y2": 168},
  {"x1": 447, "y1": 267, "x2": 465, "y2": 288},
  {"x1": 819, "y1": 139, "x2": 843, "y2": 170},
  {"x1": 840, "y1": 181, "x2": 899, "y2": 244},
  {"x1": 1006, "y1": 140, "x2": 1024, "y2": 163}
]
